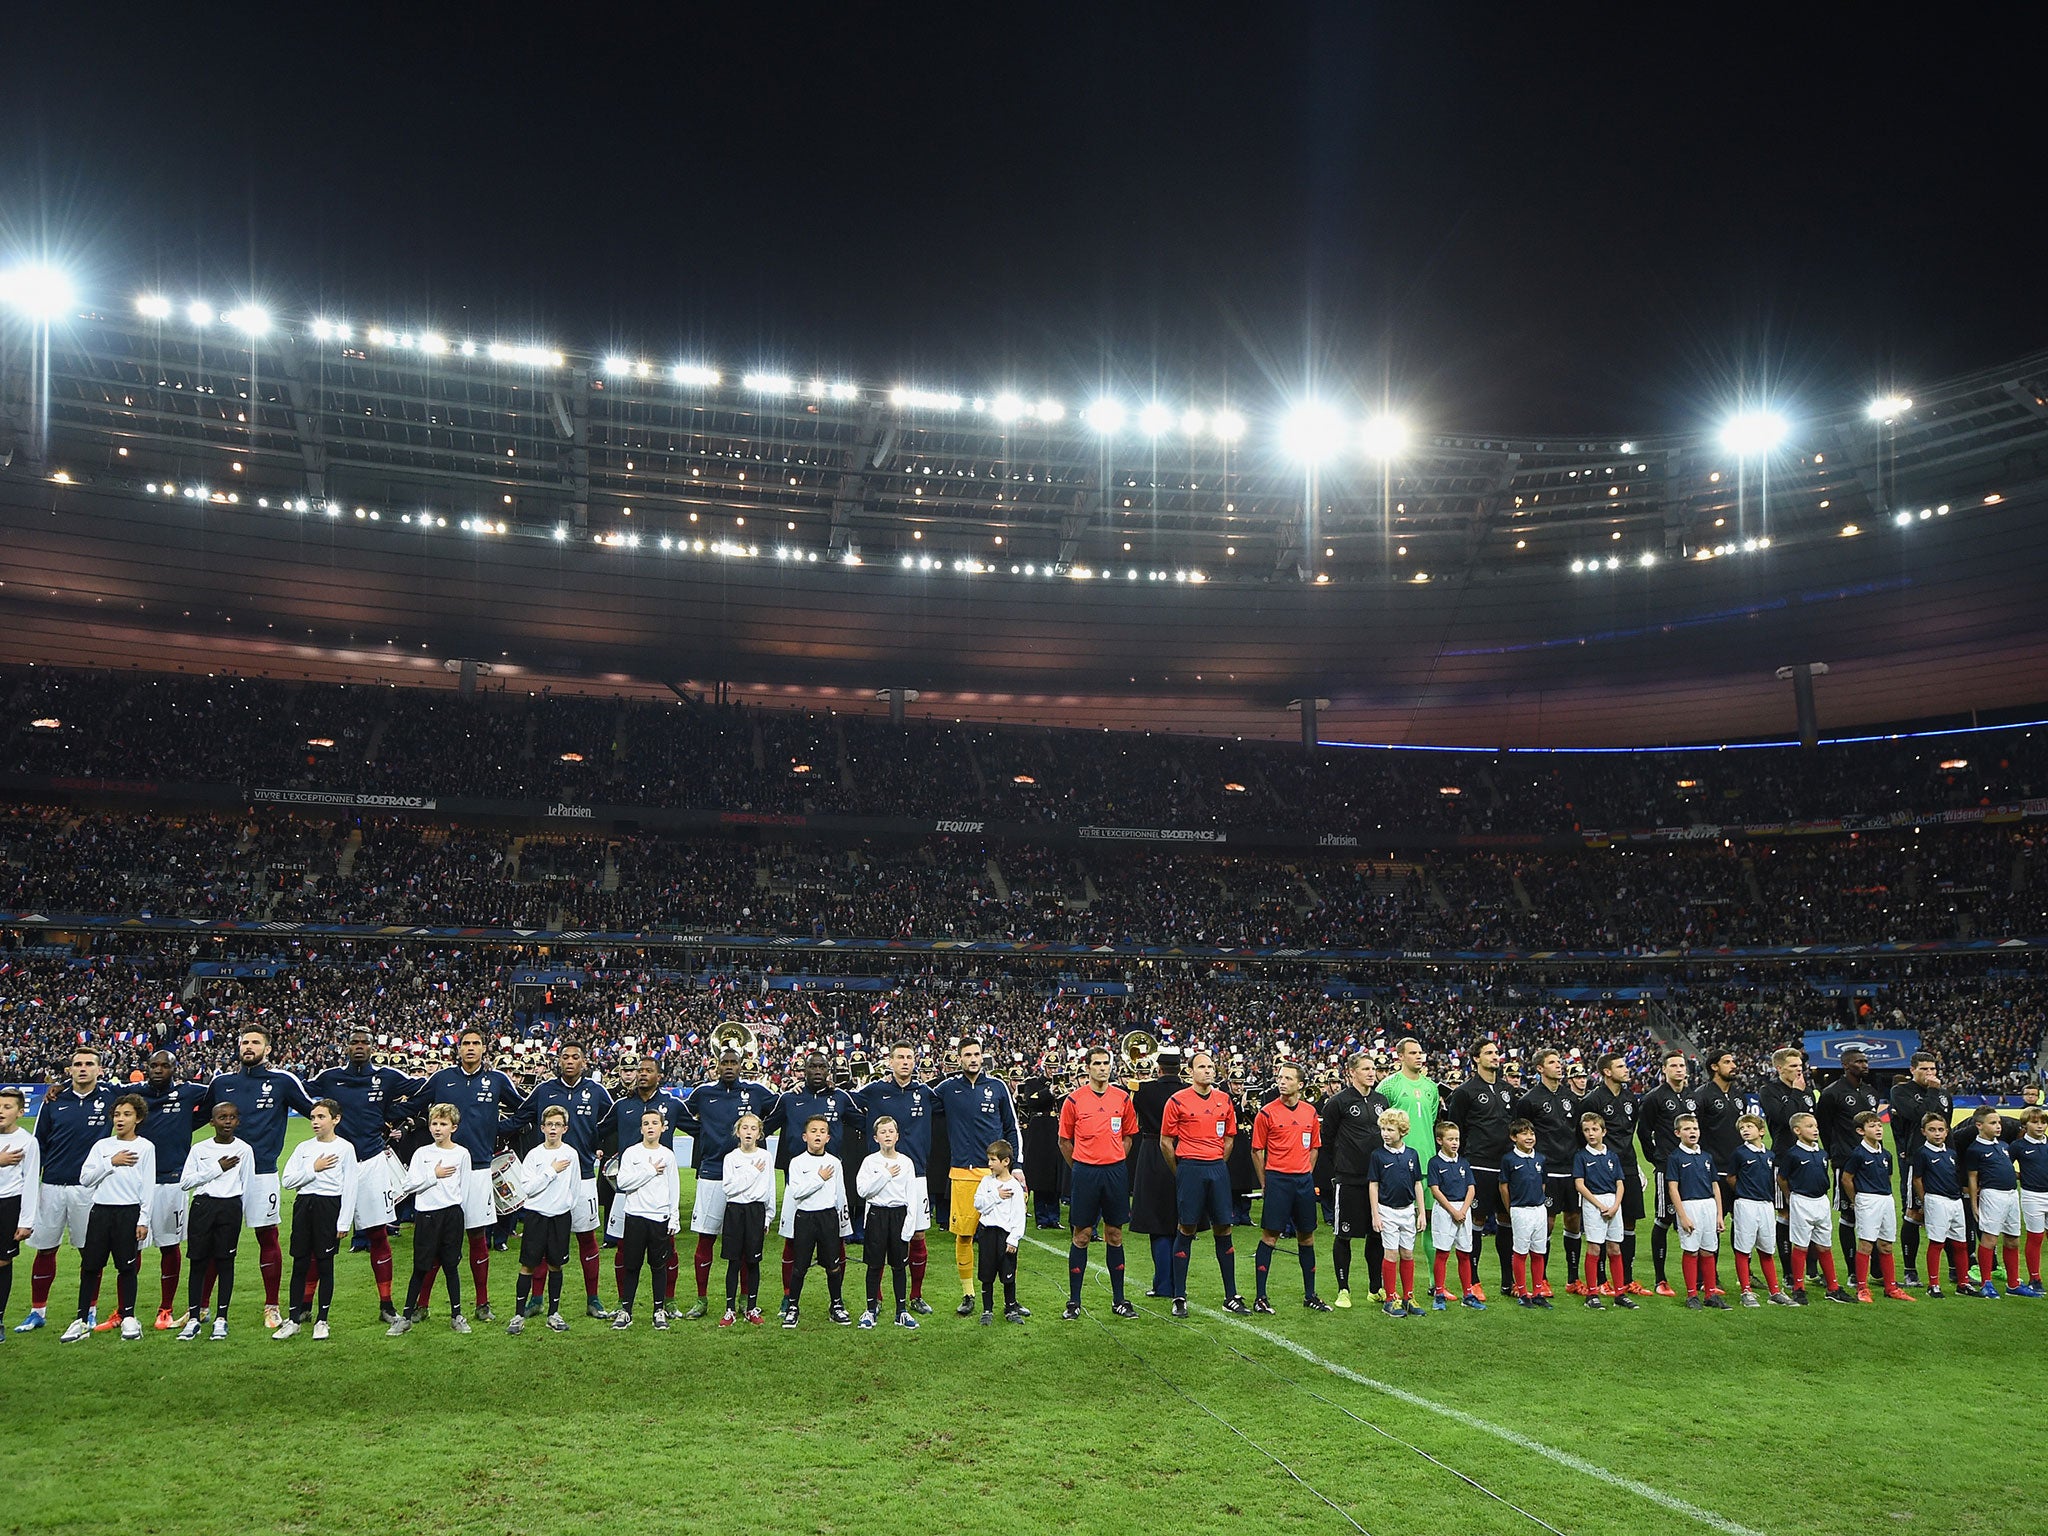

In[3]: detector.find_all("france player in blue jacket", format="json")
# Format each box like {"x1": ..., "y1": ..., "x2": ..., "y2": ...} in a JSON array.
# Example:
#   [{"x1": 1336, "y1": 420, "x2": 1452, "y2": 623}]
[
  {"x1": 199, "y1": 1025, "x2": 316, "y2": 1326},
  {"x1": 398, "y1": 1028, "x2": 526, "y2": 1321},
  {"x1": 771, "y1": 1052, "x2": 865, "y2": 1307},
  {"x1": 310, "y1": 1028, "x2": 422, "y2": 1321},
  {"x1": 518, "y1": 1041, "x2": 614, "y2": 1317},
  {"x1": 934, "y1": 1040, "x2": 1021, "y2": 1315},
  {"x1": 675, "y1": 1048, "x2": 778, "y2": 1319},
  {"x1": 139, "y1": 1051, "x2": 207, "y2": 1328},
  {"x1": 857, "y1": 1041, "x2": 942, "y2": 1314},
  {"x1": 14, "y1": 1047, "x2": 114, "y2": 1333}
]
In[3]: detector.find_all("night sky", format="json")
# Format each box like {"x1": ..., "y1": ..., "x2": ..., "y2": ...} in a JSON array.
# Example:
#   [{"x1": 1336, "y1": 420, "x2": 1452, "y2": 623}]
[{"x1": 4, "y1": 5, "x2": 2041, "y2": 435}]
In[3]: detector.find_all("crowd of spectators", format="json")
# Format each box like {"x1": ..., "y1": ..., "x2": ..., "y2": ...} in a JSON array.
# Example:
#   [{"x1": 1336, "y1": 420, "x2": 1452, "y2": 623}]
[
  {"x1": 2, "y1": 807, "x2": 2044, "y2": 951},
  {"x1": 1, "y1": 941, "x2": 2038, "y2": 1096},
  {"x1": 9, "y1": 666, "x2": 2046, "y2": 836}
]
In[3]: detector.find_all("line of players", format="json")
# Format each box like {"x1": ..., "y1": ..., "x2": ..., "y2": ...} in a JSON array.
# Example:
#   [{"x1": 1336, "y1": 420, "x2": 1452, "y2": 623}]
[
  {"x1": 3, "y1": 1028, "x2": 2045, "y2": 1339},
  {"x1": 0, "y1": 1024, "x2": 1040, "y2": 1339}
]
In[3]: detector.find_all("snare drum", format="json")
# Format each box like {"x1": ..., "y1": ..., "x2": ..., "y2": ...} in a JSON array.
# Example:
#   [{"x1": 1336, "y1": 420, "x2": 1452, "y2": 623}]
[{"x1": 490, "y1": 1150, "x2": 525, "y2": 1215}]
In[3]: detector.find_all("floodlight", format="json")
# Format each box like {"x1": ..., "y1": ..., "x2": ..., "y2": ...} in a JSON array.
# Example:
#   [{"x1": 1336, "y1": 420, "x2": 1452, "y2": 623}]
[
  {"x1": 1718, "y1": 410, "x2": 1787, "y2": 455},
  {"x1": 136, "y1": 294, "x2": 172, "y2": 320},
  {"x1": 1209, "y1": 408, "x2": 1245, "y2": 442},
  {"x1": 1136, "y1": 402, "x2": 1174, "y2": 436},
  {"x1": 224, "y1": 305, "x2": 270, "y2": 337},
  {"x1": 1866, "y1": 395, "x2": 1912, "y2": 422},
  {"x1": 186, "y1": 301, "x2": 214, "y2": 326},
  {"x1": 1280, "y1": 400, "x2": 1346, "y2": 462},
  {"x1": 1083, "y1": 398, "x2": 1126, "y2": 435},
  {"x1": 1360, "y1": 413, "x2": 1410, "y2": 460},
  {"x1": 0, "y1": 265, "x2": 76, "y2": 320}
]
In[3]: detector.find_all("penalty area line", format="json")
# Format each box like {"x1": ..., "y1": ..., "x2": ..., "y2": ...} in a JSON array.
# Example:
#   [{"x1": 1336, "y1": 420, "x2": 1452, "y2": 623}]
[{"x1": 1019, "y1": 1235, "x2": 1763, "y2": 1536}]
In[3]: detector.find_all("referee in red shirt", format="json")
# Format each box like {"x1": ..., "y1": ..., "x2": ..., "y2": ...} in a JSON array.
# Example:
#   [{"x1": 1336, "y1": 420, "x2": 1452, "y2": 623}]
[
  {"x1": 1251, "y1": 1062, "x2": 1333, "y2": 1313},
  {"x1": 1160, "y1": 1050, "x2": 1251, "y2": 1318},
  {"x1": 1057, "y1": 1047, "x2": 1140, "y2": 1320}
]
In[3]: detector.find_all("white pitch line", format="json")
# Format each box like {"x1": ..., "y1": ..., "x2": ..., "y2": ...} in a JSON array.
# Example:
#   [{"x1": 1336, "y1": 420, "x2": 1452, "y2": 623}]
[{"x1": 1021, "y1": 1234, "x2": 1764, "y2": 1536}]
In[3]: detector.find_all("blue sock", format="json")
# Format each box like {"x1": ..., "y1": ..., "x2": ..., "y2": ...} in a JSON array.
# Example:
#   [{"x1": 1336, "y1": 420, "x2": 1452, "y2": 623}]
[
  {"x1": 1106, "y1": 1242, "x2": 1126, "y2": 1303},
  {"x1": 1151, "y1": 1235, "x2": 1174, "y2": 1294},
  {"x1": 1171, "y1": 1237, "x2": 1192, "y2": 1300},
  {"x1": 1299, "y1": 1244, "x2": 1317, "y2": 1299},
  {"x1": 1254, "y1": 1241, "x2": 1274, "y2": 1299},
  {"x1": 1215, "y1": 1233, "x2": 1237, "y2": 1298},
  {"x1": 1068, "y1": 1245, "x2": 1086, "y2": 1306}
]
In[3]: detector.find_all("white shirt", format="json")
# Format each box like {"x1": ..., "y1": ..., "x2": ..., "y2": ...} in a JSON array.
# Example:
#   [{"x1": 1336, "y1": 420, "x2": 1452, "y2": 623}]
[
  {"x1": 282, "y1": 1137, "x2": 359, "y2": 1230},
  {"x1": 973, "y1": 1171, "x2": 1026, "y2": 1241},
  {"x1": 855, "y1": 1150, "x2": 920, "y2": 1211},
  {"x1": 181, "y1": 1137, "x2": 255, "y2": 1200},
  {"x1": 405, "y1": 1142, "x2": 469, "y2": 1213},
  {"x1": 721, "y1": 1146, "x2": 776, "y2": 1209},
  {"x1": 0, "y1": 1126, "x2": 41, "y2": 1231},
  {"x1": 778, "y1": 1151, "x2": 848, "y2": 1240},
  {"x1": 615, "y1": 1142, "x2": 681, "y2": 1228},
  {"x1": 81, "y1": 1136, "x2": 157, "y2": 1237},
  {"x1": 517, "y1": 1143, "x2": 580, "y2": 1218}
]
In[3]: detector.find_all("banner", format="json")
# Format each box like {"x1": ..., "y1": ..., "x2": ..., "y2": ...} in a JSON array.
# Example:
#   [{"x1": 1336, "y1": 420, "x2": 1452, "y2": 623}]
[
  {"x1": 1802, "y1": 1029, "x2": 1922, "y2": 1069},
  {"x1": 252, "y1": 788, "x2": 438, "y2": 810},
  {"x1": 765, "y1": 976, "x2": 890, "y2": 992},
  {"x1": 4, "y1": 1084, "x2": 50, "y2": 1118},
  {"x1": 189, "y1": 960, "x2": 290, "y2": 979}
]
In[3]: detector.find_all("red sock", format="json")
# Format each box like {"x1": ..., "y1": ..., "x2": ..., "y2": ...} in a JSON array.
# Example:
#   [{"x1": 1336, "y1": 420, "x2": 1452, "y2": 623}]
[
  {"x1": 666, "y1": 1247, "x2": 681, "y2": 1300},
  {"x1": 530, "y1": 1261, "x2": 548, "y2": 1302},
  {"x1": 694, "y1": 1234, "x2": 716, "y2": 1299},
  {"x1": 1979, "y1": 1243, "x2": 1995, "y2": 1283},
  {"x1": 1759, "y1": 1253, "x2": 1779, "y2": 1293},
  {"x1": 1949, "y1": 1240, "x2": 1970, "y2": 1284},
  {"x1": 1682, "y1": 1252, "x2": 1699, "y2": 1296},
  {"x1": 1879, "y1": 1249, "x2": 1898, "y2": 1289},
  {"x1": 578, "y1": 1230, "x2": 603, "y2": 1299},
  {"x1": 1382, "y1": 1258, "x2": 1398, "y2": 1299},
  {"x1": 2004, "y1": 1242, "x2": 2021, "y2": 1287},
  {"x1": 29, "y1": 1247, "x2": 56, "y2": 1310},
  {"x1": 1457, "y1": 1252, "x2": 1475, "y2": 1294},
  {"x1": 1532, "y1": 1254, "x2": 1547, "y2": 1293},
  {"x1": 1608, "y1": 1252, "x2": 1625, "y2": 1292},
  {"x1": 1511, "y1": 1252, "x2": 1527, "y2": 1296},
  {"x1": 468, "y1": 1230, "x2": 491, "y2": 1309},
  {"x1": 2027, "y1": 1231, "x2": 2044, "y2": 1284},
  {"x1": 1432, "y1": 1252, "x2": 1448, "y2": 1293},
  {"x1": 1789, "y1": 1246, "x2": 1806, "y2": 1287},
  {"x1": 1398, "y1": 1256, "x2": 1415, "y2": 1301},
  {"x1": 368, "y1": 1228, "x2": 395, "y2": 1303},
  {"x1": 909, "y1": 1233, "x2": 928, "y2": 1299},
  {"x1": 1700, "y1": 1252, "x2": 1717, "y2": 1293},
  {"x1": 1733, "y1": 1252, "x2": 1752, "y2": 1291},
  {"x1": 159, "y1": 1246, "x2": 181, "y2": 1312},
  {"x1": 614, "y1": 1247, "x2": 627, "y2": 1301},
  {"x1": 415, "y1": 1271, "x2": 436, "y2": 1311},
  {"x1": 302, "y1": 1270, "x2": 320, "y2": 1309},
  {"x1": 1854, "y1": 1251, "x2": 1871, "y2": 1289},
  {"x1": 1926, "y1": 1244, "x2": 1943, "y2": 1288},
  {"x1": 782, "y1": 1241, "x2": 796, "y2": 1298},
  {"x1": 257, "y1": 1226, "x2": 283, "y2": 1307},
  {"x1": 1816, "y1": 1247, "x2": 1839, "y2": 1289}
]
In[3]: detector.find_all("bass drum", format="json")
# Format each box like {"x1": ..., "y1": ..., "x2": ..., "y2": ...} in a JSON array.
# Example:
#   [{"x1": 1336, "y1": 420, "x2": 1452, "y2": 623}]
[{"x1": 490, "y1": 1150, "x2": 524, "y2": 1215}]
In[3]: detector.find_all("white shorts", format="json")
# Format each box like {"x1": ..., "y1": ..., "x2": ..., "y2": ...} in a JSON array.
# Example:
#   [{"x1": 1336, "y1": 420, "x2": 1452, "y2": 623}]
[
  {"x1": 1509, "y1": 1206, "x2": 1548, "y2": 1255},
  {"x1": 351, "y1": 1155, "x2": 398, "y2": 1231},
  {"x1": 1579, "y1": 1197, "x2": 1624, "y2": 1246},
  {"x1": 1429, "y1": 1205, "x2": 1474, "y2": 1253},
  {"x1": 1378, "y1": 1203, "x2": 1417, "y2": 1251},
  {"x1": 571, "y1": 1176, "x2": 600, "y2": 1235},
  {"x1": 242, "y1": 1173, "x2": 282, "y2": 1230},
  {"x1": 1854, "y1": 1191, "x2": 1897, "y2": 1244},
  {"x1": 1677, "y1": 1197, "x2": 1720, "y2": 1252},
  {"x1": 2023, "y1": 1189, "x2": 2048, "y2": 1235},
  {"x1": 690, "y1": 1177, "x2": 727, "y2": 1236},
  {"x1": 1920, "y1": 1192, "x2": 1967, "y2": 1244},
  {"x1": 28, "y1": 1183, "x2": 92, "y2": 1251},
  {"x1": 149, "y1": 1186, "x2": 188, "y2": 1248},
  {"x1": 1732, "y1": 1197, "x2": 1775, "y2": 1255},
  {"x1": 1977, "y1": 1186, "x2": 2021, "y2": 1239},
  {"x1": 462, "y1": 1168, "x2": 495, "y2": 1229},
  {"x1": 1788, "y1": 1191, "x2": 1831, "y2": 1248}
]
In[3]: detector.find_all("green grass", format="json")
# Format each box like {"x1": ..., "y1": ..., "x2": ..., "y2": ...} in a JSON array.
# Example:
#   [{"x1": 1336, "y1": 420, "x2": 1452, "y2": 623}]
[{"x1": 4, "y1": 1122, "x2": 2039, "y2": 1536}]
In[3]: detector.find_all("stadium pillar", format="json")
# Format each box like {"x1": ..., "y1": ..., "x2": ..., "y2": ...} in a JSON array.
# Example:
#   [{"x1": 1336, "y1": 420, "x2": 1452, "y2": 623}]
[
  {"x1": 1776, "y1": 662, "x2": 1827, "y2": 750},
  {"x1": 890, "y1": 688, "x2": 905, "y2": 728},
  {"x1": 459, "y1": 658, "x2": 479, "y2": 700},
  {"x1": 1289, "y1": 697, "x2": 1325, "y2": 754}
]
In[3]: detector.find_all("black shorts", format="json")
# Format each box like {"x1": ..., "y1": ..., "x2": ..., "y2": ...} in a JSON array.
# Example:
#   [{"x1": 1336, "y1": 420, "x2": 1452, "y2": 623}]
[
  {"x1": 864, "y1": 1207, "x2": 910, "y2": 1268},
  {"x1": 289, "y1": 1195, "x2": 343, "y2": 1259},
  {"x1": 721, "y1": 1199, "x2": 767, "y2": 1262},
  {"x1": 1544, "y1": 1172, "x2": 1578, "y2": 1217},
  {"x1": 1330, "y1": 1182, "x2": 1372, "y2": 1239},
  {"x1": 0, "y1": 1195, "x2": 18, "y2": 1262},
  {"x1": 188, "y1": 1194, "x2": 242, "y2": 1259},
  {"x1": 1469, "y1": 1167, "x2": 1506, "y2": 1231},
  {"x1": 1619, "y1": 1166, "x2": 1646, "y2": 1225},
  {"x1": 520, "y1": 1210, "x2": 571, "y2": 1270},
  {"x1": 1069, "y1": 1161, "x2": 1131, "y2": 1232}
]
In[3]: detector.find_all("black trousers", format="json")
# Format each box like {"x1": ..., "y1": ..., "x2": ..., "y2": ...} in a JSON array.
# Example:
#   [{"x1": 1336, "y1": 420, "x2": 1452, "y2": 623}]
[
  {"x1": 618, "y1": 1214, "x2": 675, "y2": 1312},
  {"x1": 187, "y1": 1195, "x2": 243, "y2": 1316},
  {"x1": 409, "y1": 1205, "x2": 465, "y2": 1314},
  {"x1": 864, "y1": 1207, "x2": 910, "y2": 1308},
  {"x1": 787, "y1": 1208, "x2": 844, "y2": 1304},
  {"x1": 976, "y1": 1226, "x2": 1017, "y2": 1309},
  {"x1": 79, "y1": 1203, "x2": 141, "y2": 1320}
]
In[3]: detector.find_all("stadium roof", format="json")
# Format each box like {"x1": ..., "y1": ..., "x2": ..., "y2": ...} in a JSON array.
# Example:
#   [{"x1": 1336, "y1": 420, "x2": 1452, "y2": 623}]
[{"x1": 4, "y1": 277, "x2": 2048, "y2": 744}]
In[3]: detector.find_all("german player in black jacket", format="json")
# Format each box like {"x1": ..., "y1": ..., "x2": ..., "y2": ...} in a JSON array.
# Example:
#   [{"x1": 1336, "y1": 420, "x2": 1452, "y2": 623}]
[
  {"x1": 1694, "y1": 1048, "x2": 1745, "y2": 1217},
  {"x1": 1513, "y1": 1050, "x2": 1580, "y2": 1295},
  {"x1": 1757, "y1": 1047, "x2": 1816, "y2": 1277},
  {"x1": 1817, "y1": 1049, "x2": 1881, "y2": 1266},
  {"x1": 1319, "y1": 1055, "x2": 1390, "y2": 1307},
  {"x1": 1577, "y1": 1052, "x2": 1644, "y2": 1292},
  {"x1": 1443, "y1": 1039, "x2": 1517, "y2": 1296},
  {"x1": 1635, "y1": 1050, "x2": 1698, "y2": 1294}
]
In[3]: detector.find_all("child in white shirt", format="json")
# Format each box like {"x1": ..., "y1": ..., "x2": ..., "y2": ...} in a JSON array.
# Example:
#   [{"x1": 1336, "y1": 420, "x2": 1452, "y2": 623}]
[
  {"x1": 719, "y1": 1114, "x2": 775, "y2": 1326},
  {"x1": 780, "y1": 1116, "x2": 851, "y2": 1329},
  {"x1": 65, "y1": 1094, "x2": 155, "y2": 1342},
  {"x1": 971, "y1": 1139, "x2": 1028, "y2": 1326},
  {"x1": 613, "y1": 1108, "x2": 683, "y2": 1329},
  {"x1": 855, "y1": 1115, "x2": 922, "y2": 1329},
  {"x1": 277, "y1": 1099, "x2": 358, "y2": 1339},
  {"x1": 389, "y1": 1104, "x2": 470, "y2": 1335}
]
